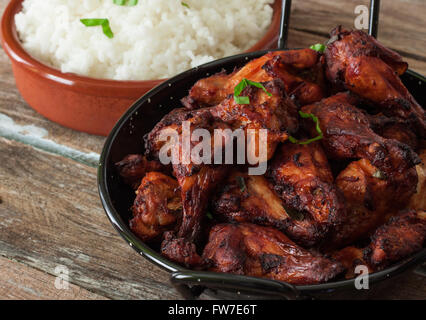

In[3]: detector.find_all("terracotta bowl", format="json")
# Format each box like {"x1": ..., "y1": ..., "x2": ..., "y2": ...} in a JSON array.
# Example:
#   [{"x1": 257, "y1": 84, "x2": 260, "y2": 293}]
[{"x1": 0, "y1": 0, "x2": 282, "y2": 136}]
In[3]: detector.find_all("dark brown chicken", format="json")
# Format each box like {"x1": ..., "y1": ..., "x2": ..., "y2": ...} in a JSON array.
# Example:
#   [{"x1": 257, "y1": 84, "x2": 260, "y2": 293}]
[
  {"x1": 333, "y1": 210, "x2": 426, "y2": 277},
  {"x1": 145, "y1": 107, "x2": 230, "y2": 267},
  {"x1": 209, "y1": 79, "x2": 299, "y2": 162},
  {"x1": 116, "y1": 154, "x2": 169, "y2": 189},
  {"x1": 118, "y1": 26, "x2": 426, "y2": 284},
  {"x1": 267, "y1": 142, "x2": 346, "y2": 247},
  {"x1": 130, "y1": 172, "x2": 181, "y2": 242},
  {"x1": 365, "y1": 210, "x2": 426, "y2": 269},
  {"x1": 368, "y1": 114, "x2": 419, "y2": 151},
  {"x1": 325, "y1": 26, "x2": 426, "y2": 137},
  {"x1": 182, "y1": 48, "x2": 325, "y2": 109},
  {"x1": 301, "y1": 92, "x2": 420, "y2": 178},
  {"x1": 203, "y1": 223, "x2": 343, "y2": 284},
  {"x1": 213, "y1": 172, "x2": 289, "y2": 227},
  {"x1": 329, "y1": 158, "x2": 418, "y2": 247}
]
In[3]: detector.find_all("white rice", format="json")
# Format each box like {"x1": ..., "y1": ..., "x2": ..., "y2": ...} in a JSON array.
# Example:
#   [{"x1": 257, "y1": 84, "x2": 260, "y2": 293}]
[{"x1": 15, "y1": 0, "x2": 274, "y2": 80}]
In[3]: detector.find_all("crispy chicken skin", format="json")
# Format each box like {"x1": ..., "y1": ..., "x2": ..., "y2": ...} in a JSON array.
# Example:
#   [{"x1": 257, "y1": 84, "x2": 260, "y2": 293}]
[
  {"x1": 203, "y1": 223, "x2": 344, "y2": 285},
  {"x1": 333, "y1": 210, "x2": 426, "y2": 278},
  {"x1": 325, "y1": 26, "x2": 425, "y2": 137},
  {"x1": 115, "y1": 154, "x2": 168, "y2": 189},
  {"x1": 368, "y1": 114, "x2": 419, "y2": 151},
  {"x1": 130, "y1": 172, "x2": 181, "y2": 242},
  {"x1": 302, "y1": 93, "x2": 420, "y2": 178},
  {"x1": 364, "y1": 210, "x2": 426, "y2": 270},
  {"x1": 267, "y1": 142, "x2": 346, "y2": 246},
  {"x1": 182, "y1": 49, "x2": 324, "y2": 109},
  {"x1": 331, "y1": 246, "x2": 371, "y2": 279},
  {"x1": 145, "y1": 108, "x2": 230, "y2": 267},
  {"x1": 262, "y1": 54, "x2": 325, "y2": 106},
  {"x1": 330, "y1": 159, "x2": 418, "y2": 247},
  {"x1": 213, "y1": 171, "x2": 289, "y2": 229},
  {"x1": 210, "y1": 79, "x2": 299, "y2": 160}
]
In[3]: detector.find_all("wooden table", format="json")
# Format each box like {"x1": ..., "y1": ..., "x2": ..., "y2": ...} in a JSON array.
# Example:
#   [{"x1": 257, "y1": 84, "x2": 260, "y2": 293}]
[{"x1": 0, "y1": 0, "x2": 425, "y2": 300}]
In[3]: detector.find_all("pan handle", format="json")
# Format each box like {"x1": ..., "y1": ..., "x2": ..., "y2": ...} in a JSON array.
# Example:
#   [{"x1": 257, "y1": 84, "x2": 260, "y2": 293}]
[
  {"x1": 278, "y1": 0, "x2": 380, "y2": 49},
  {"x1": 170, "y1": 270, "x2": 300, "y2": 300},
  {"x1": 277, "y1": 0, "x2": 292, "y2": 50},
  {"x1": 369, "y1": 0, "x2": 381, "y2": 38}
]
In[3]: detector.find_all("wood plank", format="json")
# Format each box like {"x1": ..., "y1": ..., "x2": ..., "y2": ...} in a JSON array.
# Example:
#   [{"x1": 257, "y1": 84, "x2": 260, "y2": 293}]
[
  {"x1": 0, "y1": 0, "x2": 105, "y2": 159},
  {"x1": 1, "y1": 137, "x2": 425, "y2": 300},
  {"x1": 0, "y1": 138, "x2": 180, "y2": 300},
  {"x1": 0, "y1": 257, "x2": 108, "y2": 300},
  {"x1": 291, "y1": 0, "x2": 426, "y2": 74}
]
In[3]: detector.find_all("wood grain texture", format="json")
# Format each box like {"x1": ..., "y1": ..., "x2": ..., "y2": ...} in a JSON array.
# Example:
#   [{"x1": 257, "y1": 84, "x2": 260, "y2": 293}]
[
  {"x1": 290, "y1": 0, "x2": 426, "y2": 74},
  {"x1": 0, "y1": 138, "x2": 180, "y2": 300},
  {"x1": 0, "y1": 257, "x2": 108, "y2": 300},
  {"x1": 0, "y1": 0, "x2": 425, "y2": 300}
]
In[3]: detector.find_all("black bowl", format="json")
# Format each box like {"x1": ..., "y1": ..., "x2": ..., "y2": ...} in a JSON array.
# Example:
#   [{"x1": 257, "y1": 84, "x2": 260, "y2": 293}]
[{"x1": 98, "y1": 49, "x2": 426, "y2": 300}]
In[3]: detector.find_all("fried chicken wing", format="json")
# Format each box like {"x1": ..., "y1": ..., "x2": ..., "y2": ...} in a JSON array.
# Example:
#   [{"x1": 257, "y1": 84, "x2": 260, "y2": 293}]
[
  {"x1": 332, "y1": 210, "x2": 426, "y2": 277},
  {"x1": 203, "y1": 223, "x2": 344, "y2": 284},
  {"x1": 182, "y1": 49, "x2": 324, "y2": 109},
  {"x1": 301, "y1": 93, "x2": 420, "y2": 178},
  {"x1": 262, "y1": 54, "x2": 325, "y2": 105},
  {"x1": 329, "y1": 158, "x2": 418, "y2": 247},
  {"x1": 325, "y1": 26, "x2": 426, "y2": 137},
  {"x1": 145, "y1": 108, "x2": 230, "y2": 267},
  {"x1": 331, "y1": 246, "x2": 371, "y2": 279},
  {"x1": 212, "y1": 171, "x2": 289, "y2": 229},
  {"x1": 130, "y1": 172, "x2": 181, "y2": 242},
  {"x1": 267, "y1": 142, "x2": 346, "y2": 246},
  {"x1": 368, "y1": 114, "x2": 419, "y2": 151},
  {"x1": 210, "y1": 79, "x2": 298, "y2": 161},
  {"x1": 365, "y1": 210, "x2": 426, "y2": 270},
  {"x1": 115, "y1": 154, "x2": 169, "y2": 189}
]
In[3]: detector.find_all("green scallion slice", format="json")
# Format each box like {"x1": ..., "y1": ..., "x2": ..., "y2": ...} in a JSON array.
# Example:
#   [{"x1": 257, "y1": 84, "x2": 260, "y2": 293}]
[{"x1": 80, "y1": 19, "x2": 114, "y2": 39}]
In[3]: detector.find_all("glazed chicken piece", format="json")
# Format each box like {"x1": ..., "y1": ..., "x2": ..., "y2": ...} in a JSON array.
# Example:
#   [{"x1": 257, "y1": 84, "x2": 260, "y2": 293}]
[
  {"x1": 364, "y1": 210, "x2": 426, "y2": 270},
  {"x1": 331, "y1": 246, "x2": 371, "y2": 279},
  {"x1": 332, "y1": 210, "x2": 426, "y2": 277},
  {"x1": 267, "y1": 142, "x2": 346, "y2": 247},
  {"x1": 212, "y1": 171, "x2": 290, "y2": 229},
  {"x1": 146, "y1": 108, "x2": 230, "y2": 267},
  {"x1": 203, "y1": 223, "x2": 344, "y2": 285},
  {"x1": 368, "y1": 114, "x2": 419, "y2": 151},
  {"x1": 301, "y1": 92, "x2": 420, "y2": 178},
  {"x1": 130, "y1": 172, "x2": 181, "y2": 242},
  {"x1": 210, "y1": 79, "x2": 299, "y2": 162},
  {"x1": 115, "y1": 154, "x2": 169, "y2": 189},
  {"x1": 325, "y1": 26, "x2": 426, "y2": 137},
  {"x1": 182, "y1": 49, "x2": 324, "y2": 109},
  {"x1": 262, "y1": 54, "x2": 325, "y2": 105},
  {"x1": 329, "y1": 158, "x2": 418, "y2": 247}
]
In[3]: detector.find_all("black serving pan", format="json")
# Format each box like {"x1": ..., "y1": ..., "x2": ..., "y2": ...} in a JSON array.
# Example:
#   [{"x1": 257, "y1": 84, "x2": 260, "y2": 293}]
[{"x1": 98, "y1": 0, "x2": 426, "y2": 299}]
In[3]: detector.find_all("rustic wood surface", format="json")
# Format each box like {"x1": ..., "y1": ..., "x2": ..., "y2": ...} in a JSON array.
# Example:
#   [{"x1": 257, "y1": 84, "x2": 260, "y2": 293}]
[{"x1": 0, "y1": 0, "x2": 425, "y2": 300}]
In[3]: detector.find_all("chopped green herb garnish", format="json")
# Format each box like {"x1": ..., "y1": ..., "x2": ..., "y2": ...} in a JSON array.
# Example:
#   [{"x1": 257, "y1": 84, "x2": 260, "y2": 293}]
[
  {"x1": 80, "y1": 19, "x2": 114, "y2": 38},
  {"x1": 372, "y1": 170, "x2": 387, "y2": 180},
  {"x1": 234, "y1": 78, "x2": 272, "y2": 105},
  {"x1": 181, "y1": 2, "x2": 190, "y2": 8},
  {"x1": 289, "y1": 111, "x2": 323, "y2": 145},
  {"x1": 113, "y1": 0, "x2": 138, "y2": 6},
  {"x1": 206, "y1": 211, "x2": 213, "y2": 220},
  {"x1": 236, "y1": 176, "x2": 247, "y2": 193},
  {"x1": 310, "y1": 43, "x2": 326, "y2": 53}
]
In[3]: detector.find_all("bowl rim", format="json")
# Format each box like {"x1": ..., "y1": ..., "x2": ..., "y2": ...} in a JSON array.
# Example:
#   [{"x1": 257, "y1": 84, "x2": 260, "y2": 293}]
[
  {"x1": 97, "y1": 48, "x2": 426, "y2": 295},
  {"x1": 0, "y1": 0, "x2": 282, "y2": 93}
]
